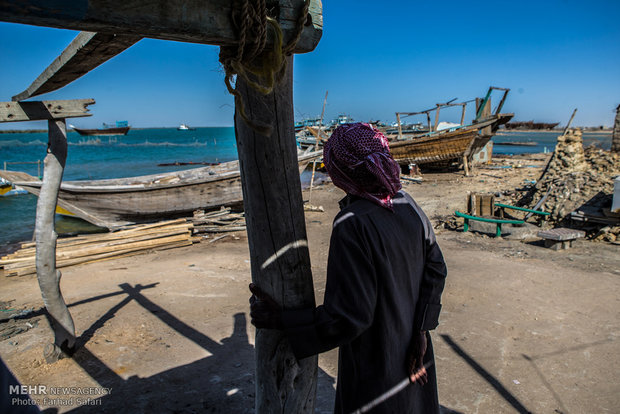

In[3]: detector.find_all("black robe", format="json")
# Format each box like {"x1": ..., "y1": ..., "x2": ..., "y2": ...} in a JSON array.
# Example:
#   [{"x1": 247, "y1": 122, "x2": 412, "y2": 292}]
[{"x1": 282, "y1": 190, "x2": 447, "y2": 414}]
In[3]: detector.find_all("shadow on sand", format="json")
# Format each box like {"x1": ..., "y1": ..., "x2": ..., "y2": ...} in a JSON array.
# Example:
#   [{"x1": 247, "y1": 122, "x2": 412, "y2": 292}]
[
  {"x1": 33, "y1": 283, "x2": 469, "y2": 413},
  {"x1": 36, "y1": 282, "x2": 336, "y2": 413}
]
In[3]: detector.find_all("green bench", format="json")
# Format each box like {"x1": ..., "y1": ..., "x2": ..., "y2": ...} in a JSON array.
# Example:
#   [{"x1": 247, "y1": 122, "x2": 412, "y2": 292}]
[
  {"x1": 454, "y1": 210, "x2": 525, "y2": 238},
  {"x1": 494, "y1": 203, "x2": 551, "y2": 222}
]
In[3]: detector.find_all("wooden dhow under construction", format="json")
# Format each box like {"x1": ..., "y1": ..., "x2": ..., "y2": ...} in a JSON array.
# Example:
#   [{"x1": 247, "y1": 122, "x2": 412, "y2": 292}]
[{"x1": 391, "y1": 86, "x2": 514, "y2": 174}]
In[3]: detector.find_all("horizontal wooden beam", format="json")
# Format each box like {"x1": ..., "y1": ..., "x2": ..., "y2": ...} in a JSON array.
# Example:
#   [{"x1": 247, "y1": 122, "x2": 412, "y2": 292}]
[
  {"x1": 0, "y1": 99, "x2": 94, "y2": 122},
  {"x1": 0, "y1": 0, "x2": 323, "y2": 53},
  {"x1": 13, "y1": 32, "x2": 141, "y2": 102}
]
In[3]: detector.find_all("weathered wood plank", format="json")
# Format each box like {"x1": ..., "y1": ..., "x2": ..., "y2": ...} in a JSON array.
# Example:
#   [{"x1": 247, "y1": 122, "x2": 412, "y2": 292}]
[
  {"x1": 36, "y1": 119, "x2": 76, "y2": 362},
  {"x1": 0, "y1": 0, "x2": 323, "y2": 53},
  {"x1": 0, "y1": 99, "x2": 94, "y2": 122},
  {"x1": 13, "y1": 32, "x2": 141, "y2": 101},
  {"x1": 235, "y1": 56, "x2": 317, "y2": 412}
]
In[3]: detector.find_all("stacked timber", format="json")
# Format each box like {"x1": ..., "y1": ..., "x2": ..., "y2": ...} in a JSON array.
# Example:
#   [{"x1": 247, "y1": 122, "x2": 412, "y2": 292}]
[
  {"x1": 1, "y1": 219, "x2": 194, "y2": 277},
  {"x1": 191, "y1": 207, "x2": 246, "y2": 233}
]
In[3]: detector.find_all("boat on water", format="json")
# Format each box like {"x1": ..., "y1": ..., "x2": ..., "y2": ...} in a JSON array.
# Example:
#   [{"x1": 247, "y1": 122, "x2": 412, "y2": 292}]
[
  {"x1": 71, "y1": 121, "x2": 130, "y2": 136},
  {"x1": 0, "y1": 177, "x2": 27, "y2": 196},
  {"x1": 0, "y1": 151, "x2": 321, "y2": 229},
  {"x1": 177, "y1": 123, "x2": 196, "y2": 131},
  {"x1": 389, "y1": 87, "x2": 514, "y2": 171},
  {"x1": 294, "y1": 118, "x2": 322, "y2": 133},
  {"x1": 504, "y1": 121, "x2": 559, "y2": 130}
]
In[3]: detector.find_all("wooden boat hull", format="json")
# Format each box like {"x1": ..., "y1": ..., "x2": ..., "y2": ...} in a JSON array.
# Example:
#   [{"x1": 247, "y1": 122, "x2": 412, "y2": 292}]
[
  {"x1": 389, "y1": 128, "x2": 478, "y2": 166},
  {"x1": 0, "y1": 151, "x2": 320, "y2": 229},
  {"x1": 389, "y1": 113, "x2": 514, "y2": 168},
  {"x1": 73, "y1": 126, "x2": 130, "y2": 136}
]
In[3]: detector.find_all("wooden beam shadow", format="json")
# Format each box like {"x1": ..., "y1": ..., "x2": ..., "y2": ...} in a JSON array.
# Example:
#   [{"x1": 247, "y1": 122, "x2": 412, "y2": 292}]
[
  {"x1": 119, "y1": 283, "x2": 223, "y2": 354},
  {"x1": 439, "y1": 334, "x2": 532, "y2": 414}
]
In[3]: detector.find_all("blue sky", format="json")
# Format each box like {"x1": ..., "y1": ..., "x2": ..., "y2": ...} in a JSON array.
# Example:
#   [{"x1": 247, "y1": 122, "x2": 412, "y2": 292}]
[{"x1": 1, "y1": 0, "x2": 619, "y2": 130}]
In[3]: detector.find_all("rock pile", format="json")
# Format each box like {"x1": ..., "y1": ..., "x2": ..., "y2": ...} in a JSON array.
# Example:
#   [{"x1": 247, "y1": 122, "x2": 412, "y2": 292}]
[{"x1": 519, "y1": 129, "x2": 620, "y2": 233}]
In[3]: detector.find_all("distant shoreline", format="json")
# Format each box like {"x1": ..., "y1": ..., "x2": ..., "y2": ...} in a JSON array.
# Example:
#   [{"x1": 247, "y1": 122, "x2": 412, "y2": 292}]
[{"x1": 0, "y1": 126, "x2": 235, "y2": 134}]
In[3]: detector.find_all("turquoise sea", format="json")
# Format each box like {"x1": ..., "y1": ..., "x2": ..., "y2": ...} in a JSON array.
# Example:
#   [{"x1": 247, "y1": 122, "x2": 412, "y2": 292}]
[
  {"x1": 0, "y1": 127, "x2": 238, "y2": 251},
  {"x1": 493, "y1": 130, "x2": 611, "y2": 155},
  {"x1": 0, "y1": 128, "x2": 612, "y2": 250}
]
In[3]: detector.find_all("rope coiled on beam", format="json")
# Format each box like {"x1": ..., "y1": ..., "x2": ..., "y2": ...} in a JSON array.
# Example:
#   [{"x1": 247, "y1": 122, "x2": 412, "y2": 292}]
[{"x1": 219, "y1": 0, "x2": 309, "y2": 136}]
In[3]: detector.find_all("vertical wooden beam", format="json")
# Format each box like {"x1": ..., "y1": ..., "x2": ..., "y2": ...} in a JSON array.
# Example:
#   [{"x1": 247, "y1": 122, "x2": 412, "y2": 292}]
[
  {"x1": 479, "y1": 98, "x2": 492, "y2": 137},
  {"x1": 396, "y1": 113, "x2": 403, "y2": 139},
  {"x1": 562, "y1": 108, "x2": 578, "y2": 136},
  {"x1": 235, "y1": 56, "x2": 318, "y2": 413},
  {"x1": 36, "y1": 119, "x2": 76, "y2": 363},
  {"x1": 426, "y1": 112, "x2": 431, "y2": 133},
  {"x1": 612, "y1": 104, "x2": 620, "y2": 153},
  {"x1": 433, "y1": 105, "x2": 441, "y2": 132}
]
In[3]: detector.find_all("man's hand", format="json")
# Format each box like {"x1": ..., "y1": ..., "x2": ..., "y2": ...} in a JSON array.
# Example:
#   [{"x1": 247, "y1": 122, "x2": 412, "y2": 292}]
[
  {"x1": 249, "y1": 283, "x2": 283, "y2": 330},
  {"x1": 407, "y1": 331, "x2": 428, "y2": 385}
]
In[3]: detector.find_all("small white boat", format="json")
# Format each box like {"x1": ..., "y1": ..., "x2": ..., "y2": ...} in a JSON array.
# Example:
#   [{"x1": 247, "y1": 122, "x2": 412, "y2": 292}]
[{"x1": 177, "y1": 123, "x2": 196, "y2": 131}]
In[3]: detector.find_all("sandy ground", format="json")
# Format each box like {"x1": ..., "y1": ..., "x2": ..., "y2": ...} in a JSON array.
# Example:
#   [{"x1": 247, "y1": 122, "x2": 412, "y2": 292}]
[{"x1": 1, "y1": 155, "x2": 619, "y2": 413}]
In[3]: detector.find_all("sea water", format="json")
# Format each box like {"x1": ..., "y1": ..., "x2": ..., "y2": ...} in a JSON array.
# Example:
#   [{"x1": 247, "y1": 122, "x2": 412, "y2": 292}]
[
  {"x1": 0, "y1": 127, "x2": 237, "y2": 250},
  {"x1": 493, "y1": 130, "x2": 611, "y2": 155}
]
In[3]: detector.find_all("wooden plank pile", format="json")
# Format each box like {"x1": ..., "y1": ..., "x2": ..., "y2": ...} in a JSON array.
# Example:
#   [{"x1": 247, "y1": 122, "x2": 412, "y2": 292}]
[
  {"x1": 1, "y1": 219, "x2": 194, "y2": 277},
  {"x1": 191, "y1": 207, "x2": 246, "y2": 233}
]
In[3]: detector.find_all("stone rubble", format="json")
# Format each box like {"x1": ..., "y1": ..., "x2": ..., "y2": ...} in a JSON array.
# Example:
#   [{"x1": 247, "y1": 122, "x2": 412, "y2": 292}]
[{"x1": 518, "y1": 129, "x2": 620, "y2": 240}]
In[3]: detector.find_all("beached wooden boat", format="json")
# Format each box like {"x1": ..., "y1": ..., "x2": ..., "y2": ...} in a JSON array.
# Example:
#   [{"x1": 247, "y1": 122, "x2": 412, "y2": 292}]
[
  {"x1": 0, "y1": 151, "x2": 321, "y2": 229},
  {"x1": 389, "y1": 127, "x2": 480, "y2": 166},
  {"x1": 391, "y1": 87, "x2": 514, "y2": 170}
]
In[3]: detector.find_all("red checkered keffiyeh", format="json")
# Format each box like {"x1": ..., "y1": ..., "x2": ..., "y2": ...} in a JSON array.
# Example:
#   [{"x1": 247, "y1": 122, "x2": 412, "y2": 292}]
[{"x1": 324, "y1": 123, "x2": 402, "y2": 209}]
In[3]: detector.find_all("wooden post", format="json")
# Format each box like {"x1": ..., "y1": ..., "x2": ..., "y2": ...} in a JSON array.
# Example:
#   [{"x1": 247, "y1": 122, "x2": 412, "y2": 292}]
[
  {"x1": 426, "y1": 112, "x2": 431, "y2": 133},
  {"x1": 433, "y1": 105, "x2": 441, "y2": 132},
  {"x1": 479, "y1": 98, "x2": 492, "y2": 137},
  {"x1": 396, "y1": 113, "x2": 403, "y2": 139},
  {"x1": 611, "y1": 104, "x2": 620, "y2": 153},
  {"x1": 308, "y1": 90, "x2": 328, "y2": 204},
  {"x1": 36, "y1": 119, "x2": 76, "y2": 362},
  {"x1": 563, "y1": 108, "x2": 578, "y2": 136},
  {"x1": 235, "y1": 56, "x2": 318, "y2": 413}
]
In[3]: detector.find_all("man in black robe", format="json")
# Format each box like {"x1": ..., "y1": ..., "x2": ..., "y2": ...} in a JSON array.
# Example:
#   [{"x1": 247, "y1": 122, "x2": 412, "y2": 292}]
[{"x1": 250, "y1": 123, "x2": 447, "y2": 413}]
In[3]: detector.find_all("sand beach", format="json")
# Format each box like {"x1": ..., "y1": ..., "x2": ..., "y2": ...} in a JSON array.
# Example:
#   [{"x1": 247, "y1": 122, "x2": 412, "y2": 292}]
[{"x1": 1, "y1": 146, "x2": 619, "y2": 413}]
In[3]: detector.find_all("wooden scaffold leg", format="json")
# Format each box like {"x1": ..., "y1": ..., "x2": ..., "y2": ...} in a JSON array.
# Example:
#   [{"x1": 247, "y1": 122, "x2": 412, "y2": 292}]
[
  {"x1": 235, "y1": 56, "x2": 318, "y2": 413},
  {"x1": 36, "y1": 119, "x2": 76, "y2": 363}
]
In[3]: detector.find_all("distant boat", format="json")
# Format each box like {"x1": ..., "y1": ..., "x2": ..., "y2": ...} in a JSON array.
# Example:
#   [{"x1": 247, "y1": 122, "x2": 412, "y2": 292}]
[
  {"x1": 0, "y1": 177, "x2": 27, "y2": 196},
  {"x1": 0, "y1": 151, "x2": 321, "y2": 229},
  {"x1": 294, "y1": 118, "x2": 321, "y2": 133},
  {"x1": 504, "y1": 121, "x2": 559, "y2": 130},
  {"x1": 71, "y1": 121, "x2": 130, "y2": 136},
  {"x1": 177, "y1": 123, "x2": 196, "y2": 131}
]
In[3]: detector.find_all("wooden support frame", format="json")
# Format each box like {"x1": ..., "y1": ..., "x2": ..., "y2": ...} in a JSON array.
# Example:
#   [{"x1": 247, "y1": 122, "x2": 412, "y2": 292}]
[
  {"x1": 0, "y1": 99, "x2": 94, "y2": 362},
  {"x1": 1, "y1": 0, "x2": 325, "y2": 405},
  {"x1": 0, "y1": 0, "x2": 323, "y2": 53},
  {"x1": 36, "y1": 119, "x2": 76, "y2": 362},
  {"x1": 13, "y1": 33, "x2": 141, "y2": 101},
  {"x1": 0, "y1": 99, "x2": 94, "y2": 122},
  {"x1": 235, "y1": 56, "x2": 317, "y2": 412}
]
